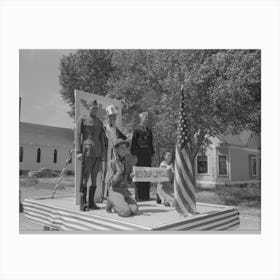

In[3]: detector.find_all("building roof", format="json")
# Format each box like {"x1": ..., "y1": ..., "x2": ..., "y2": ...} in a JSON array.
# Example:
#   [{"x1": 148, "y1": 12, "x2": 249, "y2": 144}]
[
  {"x1": 20, "y1": 122, "x2": 74, "y2": 147},
  {"x1": 216, "y1": 130, "x2": 261, "y2": 149}
]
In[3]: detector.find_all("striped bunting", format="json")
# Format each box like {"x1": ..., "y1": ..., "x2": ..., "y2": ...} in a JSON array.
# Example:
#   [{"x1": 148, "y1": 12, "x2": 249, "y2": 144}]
[
  {"x1": 174, "y1": 87, "x2": 197, "y2": 215},
  {"x1": 23, "y1": 198, "x2": 240, "y2": 231},
  {"x1": 23, "y1": 199, "x2": 151, "y2": 231},
  {"x1": 155, "y1": 208, "x2": 240, "y2": 231}
]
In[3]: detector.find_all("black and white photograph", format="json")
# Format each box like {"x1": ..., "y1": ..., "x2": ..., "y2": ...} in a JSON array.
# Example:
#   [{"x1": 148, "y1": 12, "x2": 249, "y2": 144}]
[
  {"x1": 1, "y1": 1, "x2": 280, "y2": 280},
  {"x1": 19, "y1": 49, "x2": 261, "y2": 232}
]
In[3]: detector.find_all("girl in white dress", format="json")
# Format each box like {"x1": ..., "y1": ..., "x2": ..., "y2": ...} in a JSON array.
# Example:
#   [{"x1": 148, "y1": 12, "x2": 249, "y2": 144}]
[{"x1": 156, "y1": 150, "x2": 175, "y2": 207}]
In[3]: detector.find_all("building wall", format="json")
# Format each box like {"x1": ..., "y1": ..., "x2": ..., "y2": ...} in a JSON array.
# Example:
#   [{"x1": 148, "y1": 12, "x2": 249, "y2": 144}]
[
  {"x1": 230, "y1": 147, "x2": 261, "y2": 181},
  {"x1": 20, "y1": 144, "x2": 74, "y2": 171},
  {"x1": 20, "y1": 122, "x2": 74, "y2": 172},
  {"x1": 197, "y1": 144, "x2": 261, "y2": 188}
]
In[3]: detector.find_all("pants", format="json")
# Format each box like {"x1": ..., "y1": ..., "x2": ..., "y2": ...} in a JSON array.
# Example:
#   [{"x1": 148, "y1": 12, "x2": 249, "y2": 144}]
[
  {"x1": 135, "y1": 151, "x2": 152, "y2": 201},
  {"x1": 108, "y1": 187, "x2": 138, "y2": 217},
  {"x1": 81, "y1": 157, "x2": 101, "y2": 202}
]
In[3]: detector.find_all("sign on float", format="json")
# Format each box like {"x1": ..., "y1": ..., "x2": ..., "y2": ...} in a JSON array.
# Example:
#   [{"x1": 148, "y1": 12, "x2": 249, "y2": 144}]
[{"x1": 132, "y1": 166, "x2": 170, "y2": 183}]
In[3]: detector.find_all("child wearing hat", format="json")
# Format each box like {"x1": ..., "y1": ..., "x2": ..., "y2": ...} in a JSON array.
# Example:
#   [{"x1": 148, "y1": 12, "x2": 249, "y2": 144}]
[{"x1": 106, "y1": 139, "x2": 138, "y2": 217}]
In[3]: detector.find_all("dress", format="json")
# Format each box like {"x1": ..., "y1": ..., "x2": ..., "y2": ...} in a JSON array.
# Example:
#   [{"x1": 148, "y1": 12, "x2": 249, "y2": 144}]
[{"x1": 157, "y1": 161, "x2": 175, "y2": 206}]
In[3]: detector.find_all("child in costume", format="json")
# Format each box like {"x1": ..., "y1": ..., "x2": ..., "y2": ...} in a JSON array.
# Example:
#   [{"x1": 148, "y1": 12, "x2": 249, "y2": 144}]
[{"x1": 106, "y1": 139, "x2": 138, "y2": 217}]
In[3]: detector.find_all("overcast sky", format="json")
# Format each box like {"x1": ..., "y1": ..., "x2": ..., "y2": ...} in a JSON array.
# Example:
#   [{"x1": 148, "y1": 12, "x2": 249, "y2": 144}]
[{"x1": 19, "y1": 49, "x2": 76, "y2": 128}]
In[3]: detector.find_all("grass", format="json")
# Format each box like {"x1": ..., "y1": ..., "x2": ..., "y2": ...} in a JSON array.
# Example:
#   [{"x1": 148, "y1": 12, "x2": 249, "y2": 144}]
[
  {"x1": 196, "y1": 185, "x2": 261, "y2": 208},
  {"x1": 20, "y1": 175, "x2": 260, "y2": 208},
  {"x1": 20, "y1": 175, "x2": 75, "y2": 190}
]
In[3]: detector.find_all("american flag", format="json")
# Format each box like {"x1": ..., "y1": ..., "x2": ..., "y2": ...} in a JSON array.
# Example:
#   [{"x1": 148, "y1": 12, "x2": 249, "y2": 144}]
[{"x1": 174, "y1": 87, "x2": 197, "y2": 215}]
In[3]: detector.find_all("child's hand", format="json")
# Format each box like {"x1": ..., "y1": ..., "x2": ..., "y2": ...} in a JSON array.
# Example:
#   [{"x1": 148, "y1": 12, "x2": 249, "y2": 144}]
[{"x1": 130, "y1": 172, "x2": 135, "y2": 179}]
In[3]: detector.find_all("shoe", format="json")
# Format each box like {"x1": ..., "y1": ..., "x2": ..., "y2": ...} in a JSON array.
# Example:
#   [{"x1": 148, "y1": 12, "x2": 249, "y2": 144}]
[
  {"x1": 106, "y1": 199, "x2": 113, "y2": 213},
  {"x1": 80, "y1": 191, "x2": 88, "y2": 211},
  {"x1": 83, "y1": 204, "x2": 90, "y2": 211},
  {"x1": 88, "y1": 186, "x2": 100, "y2": 210},
  {"x1": 90, "y1": 202, "x2": 100, "y2": 210},
  {"x1": 156, "y1": 194, "x2": 161, "y2": 204}
]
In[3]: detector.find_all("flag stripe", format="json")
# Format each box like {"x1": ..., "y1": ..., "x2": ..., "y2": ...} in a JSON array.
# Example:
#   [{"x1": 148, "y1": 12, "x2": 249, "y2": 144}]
[
  {"x1": 174, "y1": 176, "x2": 194, "y2": 212},
  {"x1": 165, "y1": 211, "x2": 238, "y2": 231},
  {"x1": 24, "y1": 203, "x2": 131, "y2": 231},
  {"x1": 23, "y1": 199, "x2": 151, "y2": 231},
  {"x1": 175, "y1": 156, "x2": 196, "y2": 200},
  {"x1": 174, "y1": 173, "x2": 196, "y2": 212},
  {"x1": 173, "y1": 179, "x2": 191, "y2": 214},
  {"x1": 157, "y1": 208, "x2": 236, "y2": 230},
  {"x1": 215, "y1": 221, "x2": 240, "y2": 231},
  {"x1": 183, "y1": 214, "x2": 239, "y2": 231},
  {"x1": 176, "y1": 148, "x2": 196, "y2": 193},
  {"x1": 24, "y1": 206, "x2": 112, "y2": 231},
  {"x1": 174, "y1": 164, "x2": 196, "y2": 207},
  {"x1": 174, "y1": 188, "x2": 191, "y2": 214},
  {"x1": 174, "y1": 169, "x2": 195, "y2": 206},
  {"x1": 182, "y1": 148, "x2": 193, "y2": 177},
  {"x1": 181, "y1": 148, "x2": 195, "y2": 185},
  {"x1": 201, "y1": 216, "x2": 240, "y2": 231},
  {"x1": 163, "y1": 214, "x2": 239, "y2": 231}
]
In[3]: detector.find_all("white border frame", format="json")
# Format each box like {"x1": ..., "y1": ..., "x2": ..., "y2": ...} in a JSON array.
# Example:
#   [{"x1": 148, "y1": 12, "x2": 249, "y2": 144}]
[{"x1": 1, "y1": 1, "x2": 280, "y2": 280}]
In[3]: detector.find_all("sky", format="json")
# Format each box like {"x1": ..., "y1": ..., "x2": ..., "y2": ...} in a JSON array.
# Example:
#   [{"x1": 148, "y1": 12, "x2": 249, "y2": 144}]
[{"x1": 19, "y1": 49, "x2": 76, "y2": 128}]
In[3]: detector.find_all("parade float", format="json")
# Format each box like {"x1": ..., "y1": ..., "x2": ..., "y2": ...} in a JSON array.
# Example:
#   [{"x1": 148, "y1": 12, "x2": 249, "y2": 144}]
[{"x1": 22, "y1": 90, "x2": 240, "y2": 232}]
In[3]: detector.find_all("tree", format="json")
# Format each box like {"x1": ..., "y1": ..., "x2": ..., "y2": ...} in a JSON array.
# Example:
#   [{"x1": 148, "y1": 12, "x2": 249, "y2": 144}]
[
  {"x1": 107, "y1": 50, "x2": 261, "y2": 171},
  {"x1": 59, "y1": 50, "x2": 115, "y2": 118},
  {"x1": 58, "y1": 49, "x2": 261, "y2": 180}
]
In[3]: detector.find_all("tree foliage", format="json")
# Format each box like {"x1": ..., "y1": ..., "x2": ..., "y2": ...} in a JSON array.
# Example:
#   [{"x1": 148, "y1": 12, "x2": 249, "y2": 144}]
[
  {"x1": 59, "y1": 49, "x2": 114, "y2": 118},
  {"x1": 59, "y1": 49, "x2": 261, "y2": 164},
  {"x1": 107, "y1": 49, "x2": 261, "y2": 163}
]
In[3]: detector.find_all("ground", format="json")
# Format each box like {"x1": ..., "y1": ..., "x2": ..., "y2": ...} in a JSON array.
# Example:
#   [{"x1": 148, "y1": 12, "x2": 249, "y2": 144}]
[{"x1": 19, "y1": 176, "x2": 261, "y2": 232}]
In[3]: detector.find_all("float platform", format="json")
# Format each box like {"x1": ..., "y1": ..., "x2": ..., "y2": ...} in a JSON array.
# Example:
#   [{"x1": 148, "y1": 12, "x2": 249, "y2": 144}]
[{"x1": 22, "y1": 196, "x2": 240, "y2": 231}]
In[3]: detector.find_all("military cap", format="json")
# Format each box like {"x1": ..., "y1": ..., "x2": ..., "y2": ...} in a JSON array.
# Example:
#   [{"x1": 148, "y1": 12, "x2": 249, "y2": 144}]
[
  {"x1": 87, "y1": 99, "x2": 98, "y2": 108},
  {"x1": 114, "y1": 138, "x2": 130, "y2": 149},
  {"x1": 106, "y1": 105, "x2": 118, "y2": 116}
]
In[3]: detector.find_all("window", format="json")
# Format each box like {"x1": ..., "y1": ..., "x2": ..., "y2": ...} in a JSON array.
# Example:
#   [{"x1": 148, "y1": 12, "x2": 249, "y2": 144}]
[
  {"x1": 218, "y1": 155, "x2": 228, "y2": 176},
  {"x1": 69, "y1": 156, "x2": 72, "y2": 164},
  {"x1": 53, "y1": 149, "x2": 57, "y2": 163},
  {"x1": 197, "y1": 156, "x2": 208, "y2": 174},
  {"x1": 250, "y1": 156, "x2": 257, "y2": 176},
  {"x1": 36, "y1": 148, "x2": 41, "y2": 163},
  {"x1": 19, "y1": 146, "x2": 23, "y2": 162}
]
